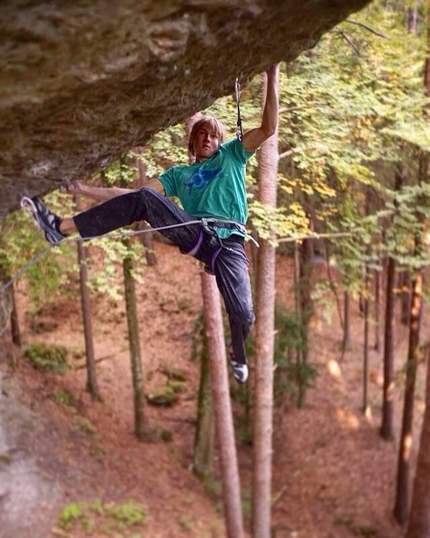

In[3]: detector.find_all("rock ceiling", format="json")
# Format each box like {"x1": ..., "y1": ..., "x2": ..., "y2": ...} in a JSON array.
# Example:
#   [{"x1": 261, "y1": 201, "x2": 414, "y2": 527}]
[{"x1": 0, "y1": 0, "x2": 370, "y2": 216}]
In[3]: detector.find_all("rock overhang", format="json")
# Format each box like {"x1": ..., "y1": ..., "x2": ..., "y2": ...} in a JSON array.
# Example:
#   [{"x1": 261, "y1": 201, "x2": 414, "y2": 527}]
[{"x1": 0, "y1": 0, "x2": 371, "y2": 216}]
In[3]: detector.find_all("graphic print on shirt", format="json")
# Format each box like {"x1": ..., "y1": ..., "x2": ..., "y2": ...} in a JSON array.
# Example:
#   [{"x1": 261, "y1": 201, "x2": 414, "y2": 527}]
[{"x1": 184, "y1": 167, "x2": 222, "y2": 194}]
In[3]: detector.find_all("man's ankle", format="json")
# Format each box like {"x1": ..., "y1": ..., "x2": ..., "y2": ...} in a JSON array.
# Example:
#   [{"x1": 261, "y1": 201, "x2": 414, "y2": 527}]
[{"x1": 59, "y1": 217, "x2": 76, "y2": 235}]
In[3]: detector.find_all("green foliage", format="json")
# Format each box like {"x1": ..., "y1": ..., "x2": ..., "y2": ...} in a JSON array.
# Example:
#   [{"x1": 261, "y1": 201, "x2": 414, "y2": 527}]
[
  {"x1": 0, "y1": 454, "x2": 13, "y2": 466},
  {"x1": 72, "y1": 416, "x2": 97, "y2": 434},
  {"x1": 58, "y1": 501, "x2": 85, "y2": 529},
  {"x1": 272, "y1": 303, "x2": 318, "y2": 404},
  {"x1": 146, "y1": 385, "x2": 179, "y2": 406},
  {"x1": 24, "y1": 342, "x2": 68, "y2": 374},
  {"x1": 106, "y1": 500, "x2": 147, "y2": 527},
  {"x1": 162, "y1": 367, "x2": 188, "y2": 382},
  {"x1": 52, "y1": 388, "x2": 73, "y2": 407},
  {"x1": 167, "y1": 380, "x2": 187, "y2": 394},
  {"x1": 58, "y1": 499, "x2": 147, "y2": 534},
  {"x1": 0, "y1": 191, "x2": 76, "y2": 306},
  {"x1": 270, "y1": 0, "x2": 430, "y2": 295},
  {"x1": 139, "y1": 123, "x2": 189, "y2": 178},
  {"x1": 178, "y1": 515, "x2": 193, "y2": 532}
]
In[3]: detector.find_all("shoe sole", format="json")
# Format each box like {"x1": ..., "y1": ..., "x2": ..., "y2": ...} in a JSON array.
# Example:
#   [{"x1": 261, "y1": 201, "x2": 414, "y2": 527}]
[
  {"x1": 20, "y1": 196, "x2": 40, "y2": 226},
  {"x1": 21, "y1": 196, "x2": 63, "y2": 244}
]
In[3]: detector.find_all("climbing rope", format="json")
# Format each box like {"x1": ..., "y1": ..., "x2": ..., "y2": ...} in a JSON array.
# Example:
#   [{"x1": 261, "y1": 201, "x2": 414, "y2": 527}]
[
  {"x1": 0, "y1": 217, "x2": 248, "y2": 294},
  {"x1": 234, "y1": 77, "x2": 244, "y2": 143},
  {"x1": 0, "y1": 224, "x2": 354, "y2": 295}
]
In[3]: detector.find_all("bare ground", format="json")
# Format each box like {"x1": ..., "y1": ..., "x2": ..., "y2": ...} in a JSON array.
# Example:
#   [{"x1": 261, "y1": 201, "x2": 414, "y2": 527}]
[{"x1": 0, "y1": 241, "x2": 426, "y2": 538}]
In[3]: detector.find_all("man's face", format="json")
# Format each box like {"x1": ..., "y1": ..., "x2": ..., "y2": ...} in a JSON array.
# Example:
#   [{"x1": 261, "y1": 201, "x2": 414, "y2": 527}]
[{"x1": 193, "y1": 126, "x2": 220, "y2": 162}]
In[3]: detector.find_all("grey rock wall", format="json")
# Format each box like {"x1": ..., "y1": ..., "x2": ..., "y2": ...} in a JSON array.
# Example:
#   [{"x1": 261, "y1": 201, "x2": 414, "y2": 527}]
[{"x1": 0, "y1": 0, "x2": 370, "y2": 216}]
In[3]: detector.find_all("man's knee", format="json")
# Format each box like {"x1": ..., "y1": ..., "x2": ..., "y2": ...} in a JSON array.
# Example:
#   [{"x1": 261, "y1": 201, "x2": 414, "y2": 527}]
[{"x1": 230, "y1": 305, "x2": 255, "y2": 331}]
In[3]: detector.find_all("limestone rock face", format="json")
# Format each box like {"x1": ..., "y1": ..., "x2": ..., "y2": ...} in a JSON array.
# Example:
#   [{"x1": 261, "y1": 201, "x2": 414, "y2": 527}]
[{"x1": 0, "y1": 0, "x2": 370, "y2": 216}]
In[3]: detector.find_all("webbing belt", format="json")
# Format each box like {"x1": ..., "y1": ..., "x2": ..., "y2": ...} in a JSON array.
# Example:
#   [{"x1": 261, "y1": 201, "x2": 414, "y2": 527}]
[{"x1": 200, "y1": 218, "x2": 259, "y2": 247}]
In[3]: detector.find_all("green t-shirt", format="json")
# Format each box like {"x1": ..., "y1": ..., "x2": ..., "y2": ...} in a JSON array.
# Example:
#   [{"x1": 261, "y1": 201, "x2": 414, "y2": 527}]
[{"x1": 159, "y1": 137, "x2": 254, "y2": 238}]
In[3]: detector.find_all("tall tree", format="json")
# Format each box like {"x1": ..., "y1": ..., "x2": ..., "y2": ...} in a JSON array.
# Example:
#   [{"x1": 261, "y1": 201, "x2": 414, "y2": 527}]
[
  {"x1": 373, "y1": 268, "x2": 380, "y2": 351},
  {"x1": 299, "y1": 237, "x2": 313, "y2": 365},
  {"x1": 118, "y1": 161, "x2": 146, "y2": 439},
  {"x1": 394, "y1": 265, "x2": 423, "y2": 523},
  {"x1": 394, "y1": 0, "x2": 430, "y2": 522},
  {"x1": 406, "y1": 348, "x2": 430, "y2": 537},
  {"x1": 193, "y1": 305, "x2": 214, "y2": 479},
  {"x1": 380, "y1": 169, "x2": 403, "y2": 441},
  {"x1": 399, "y1": 270, "x2": 411, "y2": 326},
  {"x1": 342, "y1": 291, "x2": 351, "y2": 351},
  {"x1": 362, "y1": 261, "x2": 370, "y2": 415},
  {"x1": 203, "y1": 276, "x2": 244, "y2": 538},
  {"x1": 9, "y1": 283, "x2": 21, "y2": 348},
  {"x1": 74, "y1": 195, "x2": 101, "y2": 401},
  {"x1": 122, "y1": 238, "x2": 146, "y2": 439},
  {"x1": 252, "y1": 66, "x2": 279, "y2": 538}
]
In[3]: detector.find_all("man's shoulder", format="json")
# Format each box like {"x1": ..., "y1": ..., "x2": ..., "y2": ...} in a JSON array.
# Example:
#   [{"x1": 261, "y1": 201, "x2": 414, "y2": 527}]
[
  {"x1": 164, "y1": 162, "x2": 194, "y2": 176},
  {"x1": 219, "y1": 136, "x2": 252, "y2": 163},
  {"x1": 220, "y1": 137, "x2": 240, "y2": 151}
]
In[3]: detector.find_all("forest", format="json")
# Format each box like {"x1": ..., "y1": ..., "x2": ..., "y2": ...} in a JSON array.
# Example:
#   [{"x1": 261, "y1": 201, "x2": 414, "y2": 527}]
[{"x1": 1, "y1": 1, "x2": 430, "y2": 537}]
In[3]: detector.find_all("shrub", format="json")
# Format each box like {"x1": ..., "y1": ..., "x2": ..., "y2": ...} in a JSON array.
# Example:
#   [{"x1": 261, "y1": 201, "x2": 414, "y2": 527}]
[
  {"x1": 24, "y1": 342, "x2": 68, "y2": 374},
  {"x1": 106, "y1": 500, "x2": 147, "y2": 527}
]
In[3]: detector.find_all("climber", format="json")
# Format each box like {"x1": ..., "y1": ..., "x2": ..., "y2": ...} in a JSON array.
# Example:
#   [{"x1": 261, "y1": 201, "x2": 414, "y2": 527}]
[{"x1": 21, "y1": 64, "x2": 279, "y2": 384}]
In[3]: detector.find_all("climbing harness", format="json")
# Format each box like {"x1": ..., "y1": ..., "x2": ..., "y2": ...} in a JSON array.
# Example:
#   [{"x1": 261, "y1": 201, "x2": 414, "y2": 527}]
[
  {"x1": 234, "y1": 77, "x2": 244, "y2": 143},
  {"x1": 200, "y1": 218, "x2": 259, "y2": 247},
  {"x1": 202, "y1": 217, "x2": 244, "y2": 236}
]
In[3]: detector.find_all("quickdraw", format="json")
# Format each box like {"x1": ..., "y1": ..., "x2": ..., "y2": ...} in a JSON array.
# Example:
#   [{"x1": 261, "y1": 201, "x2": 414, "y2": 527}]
[{"x1": 234, "y1": 77, "x2": 244, "y2": 143}]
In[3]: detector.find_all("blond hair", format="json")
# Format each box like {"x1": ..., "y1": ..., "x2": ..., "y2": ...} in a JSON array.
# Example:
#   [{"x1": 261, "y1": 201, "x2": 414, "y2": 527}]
[{"x1": 188, "y1": 116, "x2": 226, "y2": 154}]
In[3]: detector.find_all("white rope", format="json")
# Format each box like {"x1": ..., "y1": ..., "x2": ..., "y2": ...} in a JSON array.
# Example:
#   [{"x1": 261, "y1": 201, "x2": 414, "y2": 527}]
[
  {"x1": 0, "y1": 226, "x2": 355, "y2": 294},
  {"x1": 0, "y1": 218, "x2": 248, "y2": 292},
  {"x1": 277, "y1": 231, "x2": 353, "y2": 243}
]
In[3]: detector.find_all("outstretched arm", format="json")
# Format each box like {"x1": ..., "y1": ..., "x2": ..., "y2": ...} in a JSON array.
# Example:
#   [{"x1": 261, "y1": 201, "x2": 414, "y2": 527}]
[
  {"x1": 58, "y1": 177, "x2": 165, "y2": 235},
  {"x1": 241, "y1": 64, "x2": 279, "y2": 153},
  {"x1": 63, "y1": 178, "x2": 165, "y2": 201}
]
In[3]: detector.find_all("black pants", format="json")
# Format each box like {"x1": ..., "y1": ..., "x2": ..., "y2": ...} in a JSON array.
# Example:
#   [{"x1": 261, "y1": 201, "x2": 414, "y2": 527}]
[{"x1": 74, "y1": 188, "x2": 254, "y2": 365}]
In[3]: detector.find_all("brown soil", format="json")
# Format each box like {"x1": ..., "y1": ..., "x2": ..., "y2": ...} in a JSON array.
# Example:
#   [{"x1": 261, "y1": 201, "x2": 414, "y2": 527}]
[{"x1": 0, "y1": 241, "x2": 426, "y2": 538}]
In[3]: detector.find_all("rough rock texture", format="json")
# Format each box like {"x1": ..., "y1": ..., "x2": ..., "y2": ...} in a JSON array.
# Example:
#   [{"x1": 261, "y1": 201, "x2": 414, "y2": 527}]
[{"x1": 0, "y1": 0, "x2": 370, "y2": 216}]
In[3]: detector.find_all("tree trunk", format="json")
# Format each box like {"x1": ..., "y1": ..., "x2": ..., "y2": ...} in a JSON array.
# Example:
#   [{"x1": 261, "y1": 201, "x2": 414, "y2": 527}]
[
  {"x1": 74, "y1": 195, "x2": 101, "y2": 401},
  {"x1": 193, "y1": 271, "x2": 215, "y2": 479},
  {"x1": 122, "y1": 241, "x2": 146, "y2": 440},
  {"x1": 203, "y1": 274, "x2": 244, "y2": 538},
  {"x1": 406, "y1": 349, "x2": 430, "y2": 537},
  {"x1": 293, "y1": 241, "x2": 305, "y2": 405},
  {"x1": 398, "y1": 16, "x2": 430, "y2": 519},
  {"x1": 400, "y1": 270, "x2": 411, "y2": 326},
  {"x1": 363, "y1": 263, "x2": 370, "y2": 415},
  {"x1": 380, "y1": 169, "x2": 403, "y2": 441},
  {"x1": 77, "y1": 238, "x2": 101, "y2": 401},
  {"x1": 408, "y1": 6, "x2": 418, "y2": 35},
  {"x1": 342, "y1": 291, "x2": 351, "y2": 352},
  {"x1": 380, "y1": 255, "x2": 396, "y2": 440},
  {"x1": 394, "y1": 268, "x2": 423, "y2": 524},
  {"x1": 9, "y1": 283, "x2": 21, "y2": 348},
  {"x1": 374, "y1": 268, "x2": 380, "y2": 352},
  {"x1": 135, "y1": 147, "x2": 157, "y2": 266},
  {"x1": 299, "y1": 238, "x2": 313, "y2": 364},
  {"x1": 252, "y1": 66, "x2": 279, "y2": 538}
]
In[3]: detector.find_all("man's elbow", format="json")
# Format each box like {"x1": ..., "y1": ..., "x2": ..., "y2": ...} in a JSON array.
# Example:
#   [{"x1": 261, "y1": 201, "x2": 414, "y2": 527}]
[{"x1": 262, "y1": 124, "x2": 277, "y2": 139}]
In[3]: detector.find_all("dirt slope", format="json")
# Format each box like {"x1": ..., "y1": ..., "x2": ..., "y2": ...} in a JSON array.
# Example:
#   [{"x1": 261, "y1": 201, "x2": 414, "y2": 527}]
[{"x1": 0, "y1": 241, "x2": 426, "y2": 538}]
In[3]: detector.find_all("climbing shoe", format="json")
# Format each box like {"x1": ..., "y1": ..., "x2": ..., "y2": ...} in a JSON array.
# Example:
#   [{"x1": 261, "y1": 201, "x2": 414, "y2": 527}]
[
  {"x1": 21, "y1": 196, "x2": 66, "y2": 245},
  {"x1": 227, "y1": 344, "x2": 249, "y2": 384},
  {"x1": 231, "y1": 361, "x2": 249, "y2": 384}
]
